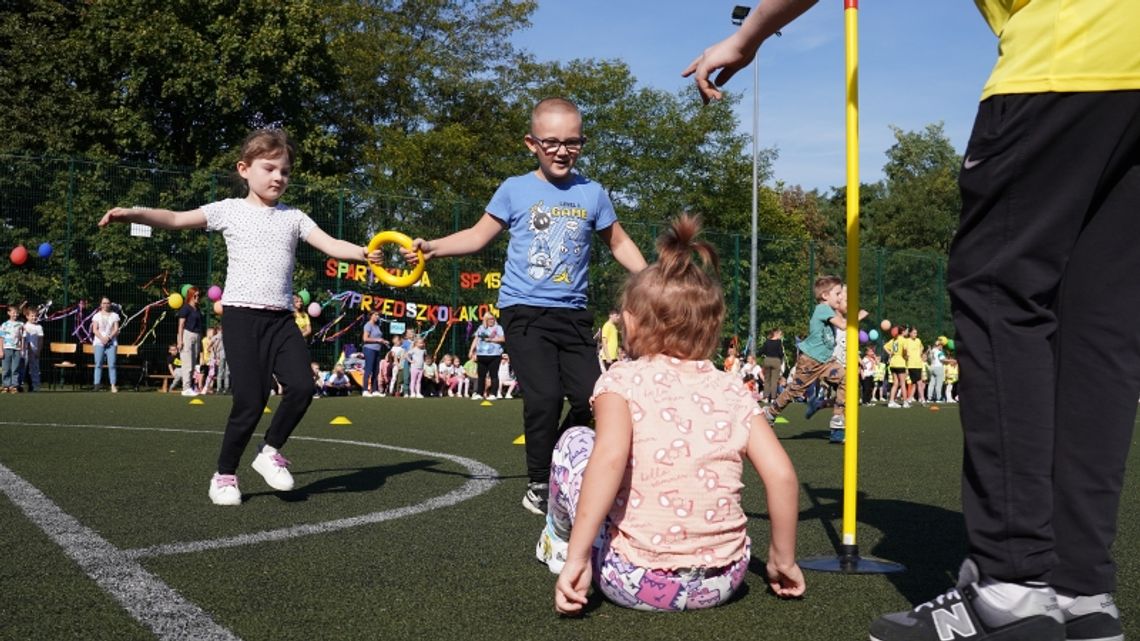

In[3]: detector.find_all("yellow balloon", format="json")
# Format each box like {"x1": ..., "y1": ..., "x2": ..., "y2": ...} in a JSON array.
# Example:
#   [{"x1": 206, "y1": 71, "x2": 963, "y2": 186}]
[
  {"x1": 367, "y1": 231, "x2": 425, "y2": 288},
  {"x1": 168, "y1": 293, "x2": 184, "y2": 309}
]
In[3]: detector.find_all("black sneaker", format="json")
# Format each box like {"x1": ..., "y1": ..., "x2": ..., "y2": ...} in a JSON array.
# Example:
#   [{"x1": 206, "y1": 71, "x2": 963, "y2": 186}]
[
  {"x1": 521, "y1": 482, "x2": 548, "y2": 516},
  {"x1": 1060, "y1": 593, "x2": 1123, "y2": 641},
  {"x1": 869, "y1": 560, "x2": 1064, "y2": 641}
]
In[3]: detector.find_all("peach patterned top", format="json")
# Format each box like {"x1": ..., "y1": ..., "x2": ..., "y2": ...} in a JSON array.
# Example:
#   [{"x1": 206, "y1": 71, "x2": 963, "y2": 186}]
[{"x1": 592, "y1": 355, "x2": 760, "y2": 570}]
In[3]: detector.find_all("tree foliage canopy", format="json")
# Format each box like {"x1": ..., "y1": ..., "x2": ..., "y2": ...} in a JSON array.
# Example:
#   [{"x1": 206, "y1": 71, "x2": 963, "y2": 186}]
[{"x1": 0, "y1": 0, "x2": 960, "y2": 348}]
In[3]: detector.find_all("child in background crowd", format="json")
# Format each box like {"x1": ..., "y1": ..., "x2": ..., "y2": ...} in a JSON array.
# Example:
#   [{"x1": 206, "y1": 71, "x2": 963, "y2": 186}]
[{"x1": 21, "y1": 307, "x2": 43, "y2": 392}]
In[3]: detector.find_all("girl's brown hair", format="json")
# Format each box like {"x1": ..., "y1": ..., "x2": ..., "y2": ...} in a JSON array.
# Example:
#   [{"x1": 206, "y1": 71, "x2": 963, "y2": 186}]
[
  {"x1": 621, "y1": 214, "x2": 724, "y2": 360},
  {"x1": 238, "y1": 128, "x2": 295, "y2": 167}
]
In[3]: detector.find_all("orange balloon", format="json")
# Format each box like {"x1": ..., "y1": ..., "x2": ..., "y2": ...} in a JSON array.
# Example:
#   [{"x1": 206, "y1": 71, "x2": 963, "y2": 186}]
[{"x1": 9, "y1": 245, "x2": 28, "y2": 265}]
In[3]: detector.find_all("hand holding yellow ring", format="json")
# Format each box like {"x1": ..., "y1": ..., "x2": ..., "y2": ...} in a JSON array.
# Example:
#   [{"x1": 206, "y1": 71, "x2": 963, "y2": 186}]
[{"x1": 367, "y1": 231, "x2": 425, "y2": 288}]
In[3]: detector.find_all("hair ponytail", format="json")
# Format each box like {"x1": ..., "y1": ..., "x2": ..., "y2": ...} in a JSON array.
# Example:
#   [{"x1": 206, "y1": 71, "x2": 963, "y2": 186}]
[{"x1": 620, "y1": 214, "x2": 725, "y2": 360}]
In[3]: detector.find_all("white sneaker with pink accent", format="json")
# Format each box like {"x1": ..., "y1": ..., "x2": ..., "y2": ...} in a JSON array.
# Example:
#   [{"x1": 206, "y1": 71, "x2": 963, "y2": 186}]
[{"x1": 251, "y1": 444, "x2": 294, "y2": 491}]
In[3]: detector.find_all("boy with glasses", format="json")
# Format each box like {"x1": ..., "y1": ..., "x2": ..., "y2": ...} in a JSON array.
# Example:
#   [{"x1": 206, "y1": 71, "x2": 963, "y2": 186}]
[{"x1": 404, "y1": 97, "x2": 647, "y2": 515}]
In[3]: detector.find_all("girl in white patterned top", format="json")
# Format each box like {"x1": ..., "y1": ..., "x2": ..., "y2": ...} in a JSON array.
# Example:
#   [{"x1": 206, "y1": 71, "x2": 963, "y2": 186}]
[{"x1": 100, "y1": 128, "x2": 381, "y2": 506}]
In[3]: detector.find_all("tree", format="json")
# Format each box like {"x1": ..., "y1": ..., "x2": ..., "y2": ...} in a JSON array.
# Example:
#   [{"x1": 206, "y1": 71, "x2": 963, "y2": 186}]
[{"x1": 870, "y1": 123, "x2": 960, "y2": 253}]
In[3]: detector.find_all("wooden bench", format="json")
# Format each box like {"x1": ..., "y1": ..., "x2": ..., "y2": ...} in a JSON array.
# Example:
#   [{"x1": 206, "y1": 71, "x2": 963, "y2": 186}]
[
  {"x1": 82, "y1": 343, "x2": 147, "y2": 390},
  {"x1": 49, "y1": 342, "x2": 80, "y2": 390},
  {"x1": 148, "y1": 374, "x2": 175, "y2": 393}
]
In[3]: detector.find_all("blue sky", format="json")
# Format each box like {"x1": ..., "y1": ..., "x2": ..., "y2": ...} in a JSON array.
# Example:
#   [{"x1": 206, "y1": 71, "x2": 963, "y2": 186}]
[{"x1": 511, "y1": 1, "x2": 998, "y2": 191}]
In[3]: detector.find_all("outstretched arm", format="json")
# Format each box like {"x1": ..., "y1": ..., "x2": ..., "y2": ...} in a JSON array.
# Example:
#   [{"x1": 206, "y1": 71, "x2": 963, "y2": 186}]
[
  {"x1": 403, "y1": 214, "x2": 506, "y2": 264},
  {"x1": 305, "y1": 227, "x2": 382, "y2": 264},
  {"x1": 99, "y1": 207, "x2": 207, "y2": 230},
  {"x1": 682, "y1": 0, "x2": 819, "y2": 104}
]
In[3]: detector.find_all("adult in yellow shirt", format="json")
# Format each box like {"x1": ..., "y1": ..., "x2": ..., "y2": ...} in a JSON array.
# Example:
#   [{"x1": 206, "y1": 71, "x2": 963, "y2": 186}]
[{"x1": 688, "y1": 2, "x2": 1137, "y2": 639}]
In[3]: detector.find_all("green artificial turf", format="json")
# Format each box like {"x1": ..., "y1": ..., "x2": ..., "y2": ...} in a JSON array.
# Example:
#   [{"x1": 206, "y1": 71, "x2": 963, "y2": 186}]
[{"x1": 1, "y1": 392, "x2": 1137, "y2": 641}]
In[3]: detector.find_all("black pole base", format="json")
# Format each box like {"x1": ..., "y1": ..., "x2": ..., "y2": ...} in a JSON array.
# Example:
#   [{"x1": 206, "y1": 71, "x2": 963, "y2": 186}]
[{"x1": 799, "y1": 544, "x2": 906, "y2": 574}]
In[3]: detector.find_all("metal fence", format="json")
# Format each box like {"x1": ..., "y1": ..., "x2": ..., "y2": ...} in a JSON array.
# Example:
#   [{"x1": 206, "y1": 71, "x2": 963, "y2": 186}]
[{"x1": 0, "y1": 154, "x2": 952, "y2": 376}]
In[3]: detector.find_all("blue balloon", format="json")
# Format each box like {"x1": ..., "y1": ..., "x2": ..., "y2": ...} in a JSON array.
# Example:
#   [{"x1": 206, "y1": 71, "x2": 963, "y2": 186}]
[{"x1": 37, "y1": 242, "x2": 53, "y2": 258}]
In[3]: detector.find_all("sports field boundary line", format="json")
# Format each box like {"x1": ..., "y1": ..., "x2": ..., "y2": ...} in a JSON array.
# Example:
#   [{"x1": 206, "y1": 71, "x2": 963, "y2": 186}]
[
  {"x1": 0, "y1": 460, "x2": 241, "y2": 641},
  {"x1": 0, "y1": 421, "x2": 501, "y2": 559}
]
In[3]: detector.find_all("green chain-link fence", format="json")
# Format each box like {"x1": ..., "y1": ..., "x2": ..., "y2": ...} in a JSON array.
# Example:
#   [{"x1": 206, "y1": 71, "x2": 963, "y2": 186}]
[{"x1": 0, "y1": 155, "x2": 952, "y2": 378}]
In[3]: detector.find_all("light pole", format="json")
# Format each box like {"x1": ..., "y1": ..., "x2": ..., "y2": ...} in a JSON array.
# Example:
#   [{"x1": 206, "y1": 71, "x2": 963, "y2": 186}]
[{"x1": 731, "y1": 5, "x2": 759, "y2": 357}]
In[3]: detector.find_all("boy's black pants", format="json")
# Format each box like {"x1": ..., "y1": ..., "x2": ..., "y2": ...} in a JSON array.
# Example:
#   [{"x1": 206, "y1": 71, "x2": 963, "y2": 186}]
[{"x1": 500, "y1": 305, "x2": 599, "y2": 484}]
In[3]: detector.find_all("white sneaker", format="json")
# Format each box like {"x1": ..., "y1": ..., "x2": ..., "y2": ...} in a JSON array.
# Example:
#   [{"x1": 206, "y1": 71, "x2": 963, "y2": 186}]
[
  {"x1": 472, "y1": 394, "x2": 483, "y2": 400},
  {"x1": 505, "y1": 393, "x2": 513, "y2": 399},
  {"x1": 209, "y1": 473, "x2": 242, "y2": 506},
  {"x1": 903, "y1": 401, "x2": 912, "y2": 408},
  {"x1": 887, "y1": 401, "x2": 901, "y2": 408},
  {"x1": 251, "y1": 445, "x2": 294, "y2": 491},
  {"x1": 181, "y1": 389, "x2": 199, "y2": 397},
  {"x1": 362, "y1": 391, "x2": 372, "y2": 398},
  {"x1": 535, "y1": 521, "x2": 569, "y2": 574}
]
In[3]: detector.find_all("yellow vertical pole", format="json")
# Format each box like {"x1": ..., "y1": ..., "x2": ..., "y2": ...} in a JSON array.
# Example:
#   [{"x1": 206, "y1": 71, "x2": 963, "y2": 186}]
[{"x1": 841, "y1": 0, "x2": 860, "y2": 550}]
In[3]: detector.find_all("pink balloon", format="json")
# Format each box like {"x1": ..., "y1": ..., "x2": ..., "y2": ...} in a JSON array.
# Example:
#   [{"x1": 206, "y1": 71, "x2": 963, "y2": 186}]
[
  {"x1": 207, "y1": 285, "x2": 222, "y2": 302},
  {"x1": 307, "y1": 302, "x2": 321, "y2": 317}
]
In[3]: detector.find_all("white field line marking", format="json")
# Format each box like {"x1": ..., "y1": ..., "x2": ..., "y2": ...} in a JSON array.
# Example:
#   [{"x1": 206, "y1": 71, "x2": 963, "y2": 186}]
[
  {"x1": 0, "y1": 421, "x2": 502, "y2": 640},
  {"x1": 0, "y1": 421, "x2": 501, "y2": 558},
  {"x1": 0, "y1": 461, "x2": 240, "y2": 641}
]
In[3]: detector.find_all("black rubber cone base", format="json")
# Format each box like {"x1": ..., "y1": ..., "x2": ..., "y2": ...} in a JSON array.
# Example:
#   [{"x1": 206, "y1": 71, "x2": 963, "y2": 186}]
[{"x1": 799, "y1": 545, "x2": 906, "y2": 574}]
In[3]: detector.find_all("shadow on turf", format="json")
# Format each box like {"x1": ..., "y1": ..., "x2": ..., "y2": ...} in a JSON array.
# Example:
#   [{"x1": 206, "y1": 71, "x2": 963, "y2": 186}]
[
  {"x1": 243, "y1": 459, "x2": 441, "y2": 502},
  {"x1": 778, "y1": 429, "x2": 831, "y2": 441},
  {"x1": 746, "y1": 484, "x2": 966, "y2": 605}
]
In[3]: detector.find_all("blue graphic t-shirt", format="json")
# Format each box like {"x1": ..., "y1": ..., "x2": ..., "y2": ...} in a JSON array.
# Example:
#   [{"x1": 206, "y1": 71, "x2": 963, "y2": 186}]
[{"x1": 486, "y1": 172, "x2": 618, "y2": 309}]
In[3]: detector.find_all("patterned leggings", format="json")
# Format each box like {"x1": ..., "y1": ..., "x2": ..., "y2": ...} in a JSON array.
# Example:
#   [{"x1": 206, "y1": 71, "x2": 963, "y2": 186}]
[{"x1": 549, "y1": 426, "x2": 750, "y2": 611}]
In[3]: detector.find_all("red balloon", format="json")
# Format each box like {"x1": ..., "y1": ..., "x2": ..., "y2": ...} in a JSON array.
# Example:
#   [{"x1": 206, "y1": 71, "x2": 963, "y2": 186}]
[{"x1": 9, "y1": 246, "x2": 27, "y2": 265}]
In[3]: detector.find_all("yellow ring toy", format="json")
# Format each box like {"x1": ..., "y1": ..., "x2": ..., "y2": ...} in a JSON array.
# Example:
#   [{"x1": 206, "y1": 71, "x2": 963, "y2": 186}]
[{"x1": 367, "y1": 231, "x2": 425, "y2": 288}]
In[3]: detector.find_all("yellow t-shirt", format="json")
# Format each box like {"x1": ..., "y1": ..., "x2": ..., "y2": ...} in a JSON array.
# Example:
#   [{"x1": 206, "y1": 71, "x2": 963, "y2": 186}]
[
  {"x1": 601, "y1": 320, "x2": 620, "y2": 361},
  {"x1": 885, "y1": 338, "x2": 906, "y2": 369},
  {"x1": 906, "y1": 338, "x2": 925, "y2": 369},
  {"x1": 295, "y1": 311, "x2": 310, "y2": 336},
  {"x1": 976, "y1": 0, "x2": 1140, "y2": 99}
]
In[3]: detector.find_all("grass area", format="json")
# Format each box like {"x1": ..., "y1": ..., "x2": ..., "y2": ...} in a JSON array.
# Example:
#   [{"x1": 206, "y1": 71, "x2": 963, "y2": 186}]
[{"x1": 1, "y1": 392, "x2": 1137, "y2": 641}]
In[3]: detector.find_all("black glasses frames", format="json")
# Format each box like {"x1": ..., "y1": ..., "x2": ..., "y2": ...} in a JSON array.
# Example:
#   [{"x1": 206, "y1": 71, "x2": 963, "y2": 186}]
[{"x1": 527, "y1": 135, "x2": 587, "y2": 154}]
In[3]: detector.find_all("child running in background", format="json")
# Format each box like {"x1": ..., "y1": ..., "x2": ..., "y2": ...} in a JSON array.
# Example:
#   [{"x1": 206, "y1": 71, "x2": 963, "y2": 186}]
[
  {"x1": 808, "y1": 284, "x2": 866, "y2": 443},
  {"x1": 542, "y1": 215, "x2": 804, "y2": 614},
  {"x1": 763, "y1": 276, "x2": 865, "y2": 434},
  {"x1": 100, "y1": 128, "x2": 381, "y2": 506}
]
